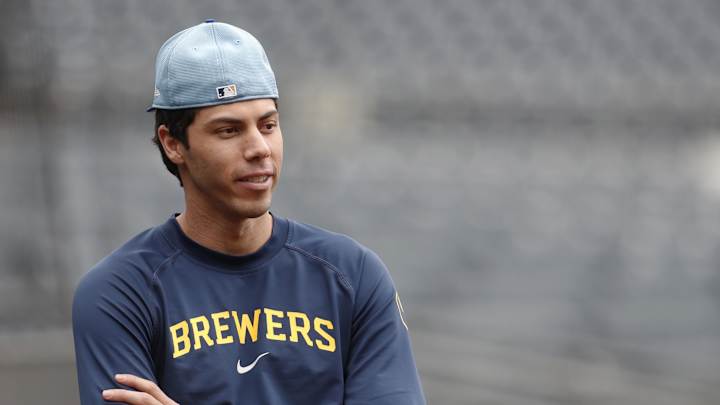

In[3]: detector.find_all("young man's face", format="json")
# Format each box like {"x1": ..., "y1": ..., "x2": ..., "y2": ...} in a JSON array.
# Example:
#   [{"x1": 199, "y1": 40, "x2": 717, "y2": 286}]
[{"x1": 178, "y1": 98, "x2": 282, "y2": 219}]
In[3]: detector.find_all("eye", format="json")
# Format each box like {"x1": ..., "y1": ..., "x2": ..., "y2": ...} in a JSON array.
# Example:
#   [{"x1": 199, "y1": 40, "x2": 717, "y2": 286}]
[
  {"x1": 217, "y1": 127, "x2": 240, "y2": 137},
  {"x1": 260, "y1": 121, "x2": 278, "y2": 134}
]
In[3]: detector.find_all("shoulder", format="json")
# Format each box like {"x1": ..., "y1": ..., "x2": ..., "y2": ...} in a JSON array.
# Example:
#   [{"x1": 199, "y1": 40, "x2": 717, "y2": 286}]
[
  {"x1": 284, "y1": 219, "x2": 389, "y2": 292},
  {"x1": 286, "y1": 220, "x2": 367, "y2": 261},
  {"x1": 73, "y1": 222, "x2": 177, "y2": 303},
  {"x1": 72, "y1": 223, "x2": 173, "y2": 344}
]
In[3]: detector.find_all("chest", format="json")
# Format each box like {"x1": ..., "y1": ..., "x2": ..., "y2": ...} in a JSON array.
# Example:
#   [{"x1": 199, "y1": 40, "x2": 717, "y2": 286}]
[{"x1": 153, "y1": 262, "x2": 351, "y2": 403}]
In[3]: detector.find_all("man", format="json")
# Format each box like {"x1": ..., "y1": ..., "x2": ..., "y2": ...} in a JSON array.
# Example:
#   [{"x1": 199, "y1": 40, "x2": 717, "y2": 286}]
[{"x1": 72, "y1": 20, "x2": 425, "y2": 405}]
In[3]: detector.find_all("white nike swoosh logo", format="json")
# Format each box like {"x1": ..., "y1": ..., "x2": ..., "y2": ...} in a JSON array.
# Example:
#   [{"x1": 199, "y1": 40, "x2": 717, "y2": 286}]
[{"x1": 236, "y1": 352, "x2": 270, "y2": 374}]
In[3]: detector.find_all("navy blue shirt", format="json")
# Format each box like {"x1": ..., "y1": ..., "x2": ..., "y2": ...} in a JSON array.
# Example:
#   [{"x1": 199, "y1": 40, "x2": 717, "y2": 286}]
[{"x1": 72, "y1": 213, "x2": 425, "y2": 404}]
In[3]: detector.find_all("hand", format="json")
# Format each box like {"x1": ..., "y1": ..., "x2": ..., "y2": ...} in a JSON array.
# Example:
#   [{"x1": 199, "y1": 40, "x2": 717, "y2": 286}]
[{"x1": 102, "y1": 374, "x2": 179, "y2": 405}]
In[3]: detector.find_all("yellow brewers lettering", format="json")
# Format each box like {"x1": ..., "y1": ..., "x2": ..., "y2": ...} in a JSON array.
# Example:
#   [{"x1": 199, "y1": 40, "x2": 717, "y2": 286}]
[{"x1": 169, "y1": 308, "x2": 336, "y2": 359}]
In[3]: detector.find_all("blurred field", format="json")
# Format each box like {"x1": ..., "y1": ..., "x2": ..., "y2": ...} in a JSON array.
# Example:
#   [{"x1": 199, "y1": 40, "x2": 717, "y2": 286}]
[{"x1": 2, "y1": 1, "x2": 720, "y2": 404}]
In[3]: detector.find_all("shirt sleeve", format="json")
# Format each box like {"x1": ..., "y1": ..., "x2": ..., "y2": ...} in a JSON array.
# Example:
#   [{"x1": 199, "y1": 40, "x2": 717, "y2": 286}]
[
  {"x1": 72, "y1": 262, "x2": 159, "y2": 404},
  {"x1": 343, "y1": 249, "x2": 426, "y2": 405}
]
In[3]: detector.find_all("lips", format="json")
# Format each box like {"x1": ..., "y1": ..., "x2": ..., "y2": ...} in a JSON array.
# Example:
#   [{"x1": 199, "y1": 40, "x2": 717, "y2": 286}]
[
  {"x1": 236, "y1": 170, "x2": 274, "y2": 181},
  {"x1": 234, "y1": 171, "x2": 274, "y2": 190},
  {"x1": 238, "y1": 175, "x2": 270, "y2": 183}
]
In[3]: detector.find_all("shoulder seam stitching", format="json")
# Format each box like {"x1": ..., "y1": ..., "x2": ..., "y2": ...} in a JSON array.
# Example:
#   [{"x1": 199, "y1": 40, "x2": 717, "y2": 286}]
[
  {"x1": 151, "y1": 249, "x2": 183, "y2": 280},
  {"x1": 150, "y1": 253, "x2": 181, "y2": 342},
  {"x1": 151, "y1": 230, "x2": 185, "y2": 345},
  {"x1": 284, "y1": 244, "x2": 355, "y2": 295}
]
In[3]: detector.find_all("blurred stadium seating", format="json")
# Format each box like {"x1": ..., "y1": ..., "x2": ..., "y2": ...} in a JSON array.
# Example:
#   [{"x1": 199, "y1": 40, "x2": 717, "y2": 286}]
[{"x1": 1, "y1": 0, "x2": 720, "y2": 404}]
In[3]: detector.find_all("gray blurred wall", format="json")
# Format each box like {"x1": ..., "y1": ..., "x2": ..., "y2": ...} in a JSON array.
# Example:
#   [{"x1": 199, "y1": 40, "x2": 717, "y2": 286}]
[{"x1": 2, "y1": 1, "x2": 720, "y2": 404}]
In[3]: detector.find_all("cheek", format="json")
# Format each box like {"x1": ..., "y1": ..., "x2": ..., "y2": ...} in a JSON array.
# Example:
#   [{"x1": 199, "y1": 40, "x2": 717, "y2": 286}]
[
  {"x1": 187, "y1": 145, "x2": 234, "y2": 179},
  {"x1": 272, "y1": 134, "x2": 284, "y2": 167}
]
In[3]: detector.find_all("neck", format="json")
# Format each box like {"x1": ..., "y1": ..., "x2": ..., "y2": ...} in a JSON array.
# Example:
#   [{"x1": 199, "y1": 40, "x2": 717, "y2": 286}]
[{"x1": 176, "y1": 204, "x2": 273, "y2": 256}]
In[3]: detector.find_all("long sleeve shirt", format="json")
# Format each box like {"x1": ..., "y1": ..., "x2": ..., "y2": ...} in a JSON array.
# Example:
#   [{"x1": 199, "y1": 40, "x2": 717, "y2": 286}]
[{"x1": 72, "y1": 213, "x2": 425, "y2": 404}]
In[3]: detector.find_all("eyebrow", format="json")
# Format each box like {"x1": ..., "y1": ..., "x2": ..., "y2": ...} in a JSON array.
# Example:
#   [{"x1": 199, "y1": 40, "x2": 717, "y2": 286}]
[{"x1": 204, "y1": 109, "x2": 278, "y2": 128}]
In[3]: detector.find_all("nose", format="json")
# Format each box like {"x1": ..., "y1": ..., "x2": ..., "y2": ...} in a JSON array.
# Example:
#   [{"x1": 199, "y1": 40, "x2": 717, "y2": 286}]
[{"x1": 242, "y1": 127, "x2": 271, "y2": 161}]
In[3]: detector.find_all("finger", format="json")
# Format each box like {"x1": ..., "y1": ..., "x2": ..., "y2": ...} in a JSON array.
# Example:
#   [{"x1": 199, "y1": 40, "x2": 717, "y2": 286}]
[
  {"x1": 114, "y1": 374, "x2": 177, "y2": 404},
  {"x1": 102, "y1": 388, "x2": 160, "y2": 405}
]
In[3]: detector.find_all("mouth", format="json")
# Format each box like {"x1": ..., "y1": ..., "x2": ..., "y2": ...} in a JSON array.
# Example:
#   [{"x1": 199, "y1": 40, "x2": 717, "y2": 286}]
[
  {"x1": 237, "y1": 175, "x2": 271, "y2": 183},
  {"x1": 234, "y1": 172, "x2": 274, "y2": 191}
]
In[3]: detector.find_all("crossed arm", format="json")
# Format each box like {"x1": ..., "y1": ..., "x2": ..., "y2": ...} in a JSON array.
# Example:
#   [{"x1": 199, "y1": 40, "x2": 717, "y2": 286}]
[{"x1": 102, "y1": 374, "x2": 177, "y2": 405}]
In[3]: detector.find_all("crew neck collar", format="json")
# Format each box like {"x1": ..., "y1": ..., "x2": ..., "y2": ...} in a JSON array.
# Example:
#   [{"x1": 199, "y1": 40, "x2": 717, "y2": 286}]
[{"x1": 161, "y1": 212, "x2": 289, "y2": 271}]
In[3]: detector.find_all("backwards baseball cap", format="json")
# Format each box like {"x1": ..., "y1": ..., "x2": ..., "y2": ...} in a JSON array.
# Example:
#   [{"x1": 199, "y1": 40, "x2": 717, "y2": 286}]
[{"x1": 147, "y1": 19, "x2": 278, "y2": 111}]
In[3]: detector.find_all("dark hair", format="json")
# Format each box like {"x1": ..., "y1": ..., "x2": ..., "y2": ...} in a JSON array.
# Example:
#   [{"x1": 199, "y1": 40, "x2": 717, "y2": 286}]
[{"x1": 153, "y1": 108, "x2": 198, "y2": 186}]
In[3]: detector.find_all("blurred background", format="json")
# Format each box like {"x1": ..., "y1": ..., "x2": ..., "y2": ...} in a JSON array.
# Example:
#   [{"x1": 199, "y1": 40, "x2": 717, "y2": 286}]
[{"x1": 2, "y1": 0, "x2": 720, "y2": 403}]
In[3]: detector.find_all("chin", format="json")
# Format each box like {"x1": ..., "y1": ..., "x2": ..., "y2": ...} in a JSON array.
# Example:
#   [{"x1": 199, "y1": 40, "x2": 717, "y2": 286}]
[
  {"x1": 228, "y1": 199, "x2": 272, "y2": 219},
  {"x1": 243, "y1": 208, "x2": 269, "y2": 219}
]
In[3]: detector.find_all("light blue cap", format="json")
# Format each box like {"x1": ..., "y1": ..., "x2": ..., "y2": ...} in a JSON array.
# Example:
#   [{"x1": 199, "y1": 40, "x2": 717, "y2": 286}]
[{"x1": 148, "y1": 20, "x2": 278, "y2": 111}]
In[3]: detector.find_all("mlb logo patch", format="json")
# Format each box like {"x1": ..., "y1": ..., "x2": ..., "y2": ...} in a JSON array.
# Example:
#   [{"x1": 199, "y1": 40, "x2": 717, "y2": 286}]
[{"x1": 216, "y1": 84, "x2": 238, "y2": 99}]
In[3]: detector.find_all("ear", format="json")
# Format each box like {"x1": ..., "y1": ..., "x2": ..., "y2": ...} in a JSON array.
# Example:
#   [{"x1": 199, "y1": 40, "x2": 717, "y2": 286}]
[{"x1": 157, "y1": 125, "x2": 186, "y2": 165}]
